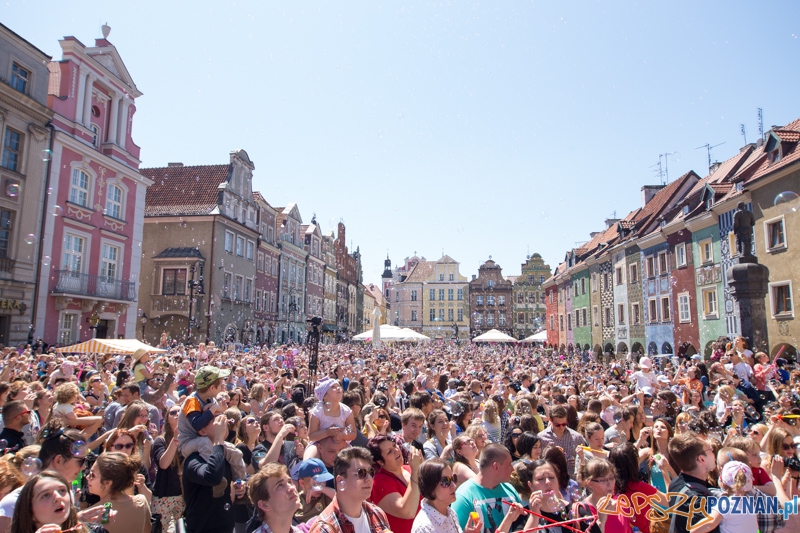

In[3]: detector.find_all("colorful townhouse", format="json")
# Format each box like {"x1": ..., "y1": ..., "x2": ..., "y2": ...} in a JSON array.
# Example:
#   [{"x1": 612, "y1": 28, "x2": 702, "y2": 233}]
[{"x1": 37, "y1": 30, "x2": 151, "y2": 344}]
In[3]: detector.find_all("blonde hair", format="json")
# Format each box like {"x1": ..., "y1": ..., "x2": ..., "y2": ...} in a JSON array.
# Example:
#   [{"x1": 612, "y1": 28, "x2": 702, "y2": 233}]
[
  {"x1": 53, "y1": 382, "x2": 80, "y2": 404},
  {"x1": 482, "y1": 400, "x2": 499, "y2": 424}
]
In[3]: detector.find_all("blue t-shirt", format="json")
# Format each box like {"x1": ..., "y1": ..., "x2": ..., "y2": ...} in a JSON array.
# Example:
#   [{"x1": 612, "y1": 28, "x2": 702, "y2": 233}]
[{"x1": 452, "y1": 479, "x2": 521, "y2": 533}]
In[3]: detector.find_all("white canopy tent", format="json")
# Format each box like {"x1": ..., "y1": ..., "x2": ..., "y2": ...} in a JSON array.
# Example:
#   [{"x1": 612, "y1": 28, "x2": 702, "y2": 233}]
[
  {"x1": 55, "y1": 338, "x2": 166, "y2": 354},
  {"x1": 472, "y1": 329, "x2": 518, "y2": 343},
  {"x1": 351, "y1": 324, "x2": 430, "y2": 343},
  {"x1": 522, "y1": 331, "x2": 548, "y2": 343}
]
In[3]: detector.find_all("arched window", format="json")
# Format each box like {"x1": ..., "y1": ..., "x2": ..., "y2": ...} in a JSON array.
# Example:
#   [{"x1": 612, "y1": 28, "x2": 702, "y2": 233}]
[{"x1": 662, "y1": 342, "x2": 673, "y2": 354}]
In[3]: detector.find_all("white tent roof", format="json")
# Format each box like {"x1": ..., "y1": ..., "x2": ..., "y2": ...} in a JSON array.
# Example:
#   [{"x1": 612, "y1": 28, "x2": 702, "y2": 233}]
[
  {"x1": 472, "y1": 329, "x2": 517, "y2": 343},
  {"x1": 351, "y1": 324, "x2": 430, "y2": 342},
  {"x1": 55, "y1": 338, "x2": 166, "y2": 354},
  {"x1": 522, "y1": 331, "x2": 548, "y2": 343}
]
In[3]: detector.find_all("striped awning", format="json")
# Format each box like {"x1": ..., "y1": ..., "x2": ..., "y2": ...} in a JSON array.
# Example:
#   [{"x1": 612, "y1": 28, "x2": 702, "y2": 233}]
[{"x1": 55, "y1": 338, "x2": 167, "y2": 354}]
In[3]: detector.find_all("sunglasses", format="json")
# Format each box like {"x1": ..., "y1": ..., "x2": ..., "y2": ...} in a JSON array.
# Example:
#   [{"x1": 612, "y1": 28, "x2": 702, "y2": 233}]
[
  {"x1": 246, "y1": 418, "x2": 259, "y2": 424},
  {"x1": 378, "y1": 414, "x2": 388, "y2": 420},
  {"x1": 439, "y1": 474, "x2": 459, "y2": 487},
  {"x1": 112, "y1": 443, "x2": 135, "y2": 451},
  {"x1": 168, "y1": 411, "x2": 180, "y2": 416},
  {"x1": 351, "y1": 467, "x2": 375, "y2": 480},
  {"x1": 553, "y1": 422, "x2": 568, "y2": 428},
  {"x1": 782, "y1": 443, "x2": 799, "y2": 451},
  {"x1": 511, "y1": 433, "x2": 522, "y2": 438}
]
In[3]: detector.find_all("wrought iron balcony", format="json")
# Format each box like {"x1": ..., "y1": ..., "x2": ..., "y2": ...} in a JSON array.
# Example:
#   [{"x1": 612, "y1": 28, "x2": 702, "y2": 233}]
[
  {"x1": 51, "y1": 270, "x2": 136, "y2": 301},
  {"x1": 0, "y1": 257, "x2": 14, "y2": 274}
]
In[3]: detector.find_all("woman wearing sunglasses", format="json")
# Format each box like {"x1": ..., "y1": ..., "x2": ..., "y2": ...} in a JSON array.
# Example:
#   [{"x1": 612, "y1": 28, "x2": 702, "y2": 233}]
[
  {"x1": 86, "y1": 453, "x2": 152, "y2": 533},
  {"x1": 234, "y1": 415, "x2": 261, "y2": 533},
  {"x1": 101, "y1": 430, "x2": 152, "y2": 504},
  {"x1": 116, "y1": 401, "x2": 154, "y2": 472},
  {"x1": 151, "y1": 406, "x2": 184, "y2": 532},
  {"x1": 411, "y1": 459, "x2": 484, "y2": 533}
]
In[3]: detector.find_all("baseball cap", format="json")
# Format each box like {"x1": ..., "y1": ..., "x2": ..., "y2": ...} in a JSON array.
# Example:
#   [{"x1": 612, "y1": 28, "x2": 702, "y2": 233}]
[
  {"x1": 195, "y1": 366, "x2": 231, "y2": 388},
  {"x1": 291, "y1": 458, "x2": 334, "y2": 482}
]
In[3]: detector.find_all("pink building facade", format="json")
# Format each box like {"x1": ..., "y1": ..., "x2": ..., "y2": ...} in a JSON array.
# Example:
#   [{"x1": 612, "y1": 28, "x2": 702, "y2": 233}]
[{"x1": 34, "y1": 33, "x2": 150, "y2": 344}]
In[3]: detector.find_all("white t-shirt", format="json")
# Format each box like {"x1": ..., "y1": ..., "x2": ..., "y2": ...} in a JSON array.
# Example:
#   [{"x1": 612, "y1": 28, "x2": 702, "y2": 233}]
[
  {"x1": 343, "y1": 509, "x2": 370, "y2": 533},
  {"x1": 629, "y1": 370, "x2": 657, "y2": 390},
  {"x1": 0, "y1": 486, "x2": 21, "y2": 517}
]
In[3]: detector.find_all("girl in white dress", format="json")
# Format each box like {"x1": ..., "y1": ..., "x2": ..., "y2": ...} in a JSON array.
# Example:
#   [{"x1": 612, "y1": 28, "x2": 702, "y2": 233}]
[{"x1": 308, "y1": 377, "x2": 356, "y2": 443}]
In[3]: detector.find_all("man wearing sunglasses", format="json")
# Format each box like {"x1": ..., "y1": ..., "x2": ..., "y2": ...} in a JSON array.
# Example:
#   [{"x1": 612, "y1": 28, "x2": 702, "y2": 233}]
[
  {"x1": 536, "y1": 405, "x2": 586, "y2": 475},
  {"x1": 310, "y1": 447, "x2": 391, "y2": 533},
  {"x1": 0, "y1": 400, "x2": 30, "y2": 451}
]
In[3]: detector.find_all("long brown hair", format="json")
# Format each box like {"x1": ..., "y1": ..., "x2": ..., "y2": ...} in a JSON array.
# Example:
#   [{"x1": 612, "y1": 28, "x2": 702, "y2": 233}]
[
  {"x1": 163, "y1": 406, "x2": 181, "y2": 470},
  {"x1": 117, "y1": 401, "x2": 149, "y2": 448},
  {"x1": 10, "y1": 471, "x2": 83, "y2": 533}
]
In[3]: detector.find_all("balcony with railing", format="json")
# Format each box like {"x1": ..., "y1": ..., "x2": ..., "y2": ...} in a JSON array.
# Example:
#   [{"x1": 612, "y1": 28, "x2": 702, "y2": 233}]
[
  {"x1": 51, "y1": 270, "x2": 136, "y2": 302},
  {"x1": 0, "y1": 258, "x2": 15, "y2": 276}
]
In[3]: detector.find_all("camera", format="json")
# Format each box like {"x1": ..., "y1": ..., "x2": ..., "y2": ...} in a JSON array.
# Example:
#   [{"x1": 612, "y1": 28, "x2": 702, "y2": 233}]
[{"x1": 787, "y1": 457, "x2": 800, "y2": 472}]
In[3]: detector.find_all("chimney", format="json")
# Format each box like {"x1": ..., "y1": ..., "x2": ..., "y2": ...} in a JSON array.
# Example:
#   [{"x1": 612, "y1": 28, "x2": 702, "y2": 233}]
[
  {"x1": 167, "y1": 162, "x2": 183, "y2": 167},
  {"x1": 604, "y1": 218, "x2": 620, "y2": 229},
  {"x1": 641, "y1": 185, "x2": 666, "y2": 207},
  {"x1": 472, "y1": 275, "x2": 477, "y2": 281},
  {"x1": 709, "y1": 162, "x2": 722, "y2": 174},
  {"x1": 589, "y1": 232, "x2": 599, "y2": 238}
]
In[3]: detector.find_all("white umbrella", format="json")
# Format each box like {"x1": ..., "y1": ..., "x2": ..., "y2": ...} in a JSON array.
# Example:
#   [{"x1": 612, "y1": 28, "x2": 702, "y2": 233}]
[
  {"x1": 399, "y1": 328, "x2": 431, "y2": 342},
  {"x1": 352, "y1": 324, "x2": 421, "y2": 342},
  {"x1": 522, "y1": 331, "x2": 548, "y2": 343},
  {"x1": 372, "y1": 307, "x2": 382, "y2": 347},
  {"x1": 472, "y1": 329, "x2": 518, "y2": 343}
]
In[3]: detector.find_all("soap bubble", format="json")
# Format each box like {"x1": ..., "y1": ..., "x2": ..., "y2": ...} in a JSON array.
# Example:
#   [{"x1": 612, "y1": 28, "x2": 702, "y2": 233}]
[
  {"x1": 774, "y1": 191, "x2": 799, "y2": 213},
  {"x1": 223, "y1": 503, "x2": 230, "y2": 511},
  {"x1": 47, "y1": 187, "x2": 53, "y2": 195},
  {"x1": 252, "y1": 450, "x2": 267, "y2": 464},
  {"x1": 51, "y1": 205, "x2": 63, "y2": 216},
  {"x1": 0, "y1": 439, "x2": 8, "y2": 449},
  {"x1": 42, "y1": 256, "x2": 50, "y2": 266},
  {"x1": 70, "y1": 440, "x2": 88, "y2": 457},
  {"x1": 21, "y1": 457, "x2": 42, "y2": 478},
  {"x1": 5, "y1": 183, "x2": 20, "y2": 197},
  {"x1": 42, "y1": 149, "x2": 52, "y2": 162},
  {"x1": 23, "y1": 234, "x2": 37, "y2": 245},
  {"x1": 670, "y1": 276, "x2": 678, "y2": 287}
]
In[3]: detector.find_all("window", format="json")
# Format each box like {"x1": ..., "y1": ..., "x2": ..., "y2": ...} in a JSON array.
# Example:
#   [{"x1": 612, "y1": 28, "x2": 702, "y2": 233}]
[
  {"x1": 245, "y1": 279, "x2": 252, "y2": 302},
  {"x1": 617, "y1": 303, "x2": 625, "y2": 324},
  {"x1": 765, "y1": 217, "x2": 787, "y2": 251},
  {"x1": 10, "y1": 62, "x2": 29, "y2": 93},
  {"x1": 593, "y1": 306, "x2": 599, "y2": 326},
  {"x1": 236, "y1": 236, "x2": 244, "y2": 256},
  {"x1": 581, "y1": 278, "x2": 586, "y2": 294},
  {"x1": 448, "y1": 308, "x2": 453, "y2": 321},
  {"x1": 100, "y1": 243, "x2": 119, "y2": 280},
  {"x1": 257, "y1": 253, "x2": 264, "y2": 272},
  {"x1": 591, "y1": 274, "x2": 597, "y2": 292},
  {"x1": 661, "y1": 296, "x2": 671, "y2": 321},
  {"x1": 162, "y1": 268, "x2": 187, "y2": 295},
  {"x1": 499, "y1": 313, "x2": 506, "y2": 326},
  {"x1": 476, "y1": 295, "x2": 483, "y2": 305},
  {"x1": 630, "y1": 264, "x2": 638, "y2": 283},
  {"x1": 439, "y1": 274, "x2": 444, "y2": 281},
  {"x1": 429, "y1": 289, "x2": 435, "y2": 300},
  {"x1": 582, "y1": 308, "x2": 587, "y2": 327},
  {"x1": 559, "y1": 315, "x2": 564, "y2": 331},
  {"x1": 678, "y1": 293, "x2": 690, "y2": 322},
  {"x1": 223, "y1": 272, "x2": 231, "y2": 298},
  {"x1": 615, "y1": 267, "x2": 624, "y2": 285},
  {"x1": 90, "y1": 124, "x2": 101, "y2": 147},
  {"x1": 632, "y1": 303, "x2": 640, "y2": 325},
  {"x1": 411, "y1": 290, "x2": 417, "y2": 301},
  {"x1": 517, "y1": 292, "x2": 524, "y2": 304},
  {"x1": 658, "y1": 252, "x2": 668, "y2": 274},
  {"x1": 448, "y1": 289, "x2": 454, "y2": 300},
  {"x1": 550, "y1": 315, "x2": 554, "y2": 330},
  {"x1": 770, "y1": 282, "x2": 793, "y2": 317},
  {"x1": 487, "y1": 295, "x2": 495, "y2": 306},
  {"x1": 62, "y1": 234, "x2": 84, "y2": 273},
  {"x1": 648, "y1": 299, "x2": 658, "y2": 323},
  {"x1": 487, "y1": 280, "x2": 494, "y2": 288},
  {"x1": 439, "y1": 309, "x2": 444, "y2": 320},
  {"x1": 439, "y1": 289, "x2": 445, "y2": 301},
  {"x1": 604, "y1": 307, "x2": 611, "y2": 326},
  {"x1": 675, "y1": 243, "x2": 687, "y2": 267},
  {"x1": 449, "y1": 274, "x2": 454, "y2": 281},
  {"x1": 457, "y1": 289, "x2": 463, "y2": 300},
  {"x1": 69, "y1": 169, "x2": 90, "y2": 207},
  {"x1": 603, "y1": 273, "x2": 610, "y2": 290},
  {"x1": 518, "y1": 313, "x2": 525, "y2": 323},
  {"x1": 699, "y1": 238, "x2": 713, "y2": 264},
  {"x1": 0, "y1": 210, "x2": 12, "y2": 258},
  {"x1": 58, "y1": 313, "x2": 76, "y2": 345},
  {"x1": 487, "y1": 314, "x2": 495, "y2": 326},
  {"x1": 255, "y1": 290, "x2": 262, "y2": 311},
  {"x1": 1, "y1": 129, "x2": 22, "y2": 172},
  {"x1": 246, "y1": 241, "x2": 254, "y2": 260},
  {"x1": 646, "y1": 256, "x2": 656, "y2": 278},
  {"x1": 105, "y1": 184, "x2": 123, "y2": 219},
  {"x1": 498, "y1": 295, "x2": 505, "y2": 306},
  {"x1": 573, "y1": 283, "x2": 578, "y2": 296},
  {"x1": 457, "y1": 309, "x2": 463, "y2": 321},
  {"x1": 234, "y1": 276, "x2": 242, "y2": 300},
  {"x1": 702, "y1": 288, "x2": 718, "y2": 317},
  {"x1": 429, "y1": 309, "x2": 435, "y2": 321}
]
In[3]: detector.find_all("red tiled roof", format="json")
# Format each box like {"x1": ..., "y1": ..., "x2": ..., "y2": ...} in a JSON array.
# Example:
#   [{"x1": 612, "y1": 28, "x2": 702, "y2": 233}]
[
  {"x1": 774, "y1": 129, "x2": 800, "y2": 143},
  {"x1": 142, "y1": 164, "x2": 229, "y2": 216}
]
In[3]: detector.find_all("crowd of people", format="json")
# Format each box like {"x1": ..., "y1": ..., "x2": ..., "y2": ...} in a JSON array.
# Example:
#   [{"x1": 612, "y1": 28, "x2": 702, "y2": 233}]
[{"x1": 0, "y1": 335, "x2": 797, "y2": 533}]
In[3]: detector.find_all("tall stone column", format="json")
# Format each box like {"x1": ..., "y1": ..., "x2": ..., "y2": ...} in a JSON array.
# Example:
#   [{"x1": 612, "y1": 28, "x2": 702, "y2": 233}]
[{"x1": 727, "y1": 257, "x2": 770, "y2": 352}]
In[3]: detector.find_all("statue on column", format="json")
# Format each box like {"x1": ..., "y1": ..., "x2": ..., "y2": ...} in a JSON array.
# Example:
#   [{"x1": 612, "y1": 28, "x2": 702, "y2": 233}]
[{"x1": 733, "y1": 202, "x2": 755, "y2": 257}]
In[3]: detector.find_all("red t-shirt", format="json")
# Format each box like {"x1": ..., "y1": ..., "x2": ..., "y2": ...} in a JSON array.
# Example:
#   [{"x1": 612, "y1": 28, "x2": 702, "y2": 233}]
[
  {"x1": 752, "y1": 466, "x2": 772, "y2": 487},
  {"x1": 369, "y1": 466, "x2": 421, "y2": 533},
  {"x1": 624, "y1": 480, "x2": 659, "y2": 533}
]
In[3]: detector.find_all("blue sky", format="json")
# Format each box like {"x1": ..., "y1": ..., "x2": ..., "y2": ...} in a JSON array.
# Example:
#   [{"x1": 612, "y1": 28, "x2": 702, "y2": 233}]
[{"x1": 7, "y1": 1, "x2": 800, "y2": 284}]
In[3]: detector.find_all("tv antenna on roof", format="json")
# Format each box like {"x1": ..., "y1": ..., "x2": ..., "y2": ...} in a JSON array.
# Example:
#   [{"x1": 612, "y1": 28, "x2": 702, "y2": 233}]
[
  {"x1": 740, "y1": 124, "x2": 747, "y2": 145},
  {"x1": 658, "y1": 151, "x2": 679, "y2": 184},
  {"x1": 695, "y1": 142, "x2": 726, "y2": 170},
  {"x1": 757, "y1": 107, "x2": 764, "y2": 141}
]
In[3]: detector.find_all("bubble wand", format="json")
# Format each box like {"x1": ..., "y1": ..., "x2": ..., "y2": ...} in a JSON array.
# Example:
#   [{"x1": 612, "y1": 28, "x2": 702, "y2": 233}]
[{"x1": 500, "y1": 500, "x2": 589, "y2": 533}]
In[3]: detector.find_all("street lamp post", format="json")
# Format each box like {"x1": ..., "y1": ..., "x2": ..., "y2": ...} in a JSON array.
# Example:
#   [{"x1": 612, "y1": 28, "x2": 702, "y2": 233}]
[
  {"x1": 140, "y1": 313, "x2": 148, "y2": 342},
  {"x1": 186, "y1": 261, "x2": 205, "y2": 345}
]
